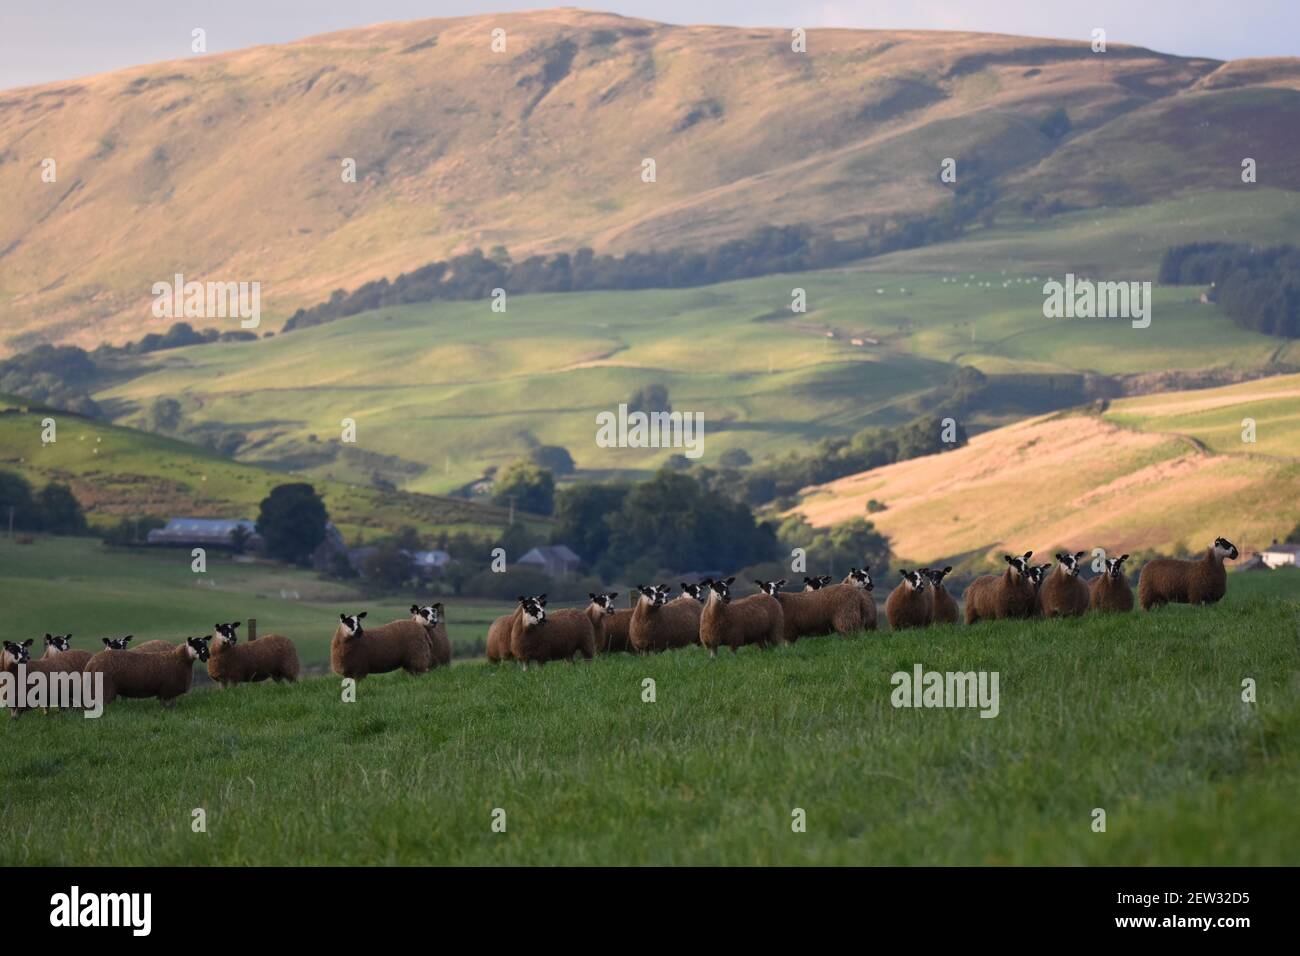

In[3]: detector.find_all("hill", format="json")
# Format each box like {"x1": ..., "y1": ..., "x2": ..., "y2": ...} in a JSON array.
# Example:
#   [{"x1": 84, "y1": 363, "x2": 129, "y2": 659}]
[
  {"x1": 1, "y1": 569, "x2": 1296, "y2": 864},
  {"x1": 0, "y1": 402, "x2": 539, "y2": 541},
  {"x1": 3, "y1": 8, "x2": 1299, "y2": 350},
  {"x1": 792, "y1": 373, "x2": 1300, "y2": 563}
]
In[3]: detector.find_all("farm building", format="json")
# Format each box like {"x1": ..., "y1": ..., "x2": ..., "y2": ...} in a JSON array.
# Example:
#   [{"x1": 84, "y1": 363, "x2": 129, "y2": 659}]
[
  {"x1": 518, "y1": 544, "x2": 582, "y2": 578},
  {"x1": 1259, "y1": 541, "x2": 1300, "y2": 569},
  {"x1": 147, "y1": 517, "x2": 262, "y2": 550},
  {"x1": 409, "y1": 549, "x2": 451, "y2": 578}
]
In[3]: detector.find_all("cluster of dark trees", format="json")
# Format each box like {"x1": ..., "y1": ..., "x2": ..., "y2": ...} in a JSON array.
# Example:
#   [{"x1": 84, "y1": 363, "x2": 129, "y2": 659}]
[
  {"x1": 0, "y1": 470, "x2": 88, "y2": 535},
  {"x1": 283, "y1": 191, "x2": 999, "y2": 333},
  {"x1": 1160, "y1": 242, "x2": 1300, "y2": 338}
]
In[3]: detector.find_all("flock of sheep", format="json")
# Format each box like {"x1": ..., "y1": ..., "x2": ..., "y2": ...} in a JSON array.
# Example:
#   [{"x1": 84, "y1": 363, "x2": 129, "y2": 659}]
[{"x1": 0, "y1": 537, "x2": 1239, "y2": 713}]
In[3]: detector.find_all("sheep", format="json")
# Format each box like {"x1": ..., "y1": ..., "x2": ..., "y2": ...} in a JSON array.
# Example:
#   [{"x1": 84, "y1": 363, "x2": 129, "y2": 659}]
[
  {"x1": 131, "y1": 640, "x2": 178, "y2": 654},
  {"x1": 680, "y1": 581, "x2": 712, "y2": 602},
  {"x1": 410, "y1": 604, "x2": 453, "y2": 668},
  {"x1": 40, "y1": 634, "x2": 92, "y2": 671},
  {"x1": 756, "y1": 577, "x2": 876, "y2": 641},
  {"x1": 486, "y1": 608, "x2": 520, "y2": 663},
  {"x1": 802, "y1": 575, "x2": 833, "y2": 591},
  {"x1": 101, "y1": 636, "x2": 133, "y2": 650},
  {"x1": 886, "y1": 569, "x2": 934, "y2": 630},
  {"x1": 840, "y1": 566, "x2": 880, "y2": 631},
  {"x1": 1040, "y1": 551, "x2": 1091, "y2": 618},
  {"x1": 84, "y1": 637, "x2": 210, "y2": 708},
  {"x1": 584, "y1": 593, "x2": 623, "y2": 654},
  {"x1": 1090, "y1": 554, "x2": 1134, "y2": 613},
  {"x1": 1138, "y1": 537, "x2": 1239, "y2": 611},
  {"x1": 1027, "y1": 563, "x2": 1053, "y2": 617},
  {"x1": 207, "y1": 621, "x2": 300, "y2": 687},
  {"x1": 699, "y1": 577, "x2": 785, "y2": 658},
  {"x1": 964, "y1": 552, "x2": 1037, "y2": 623},
  {"x1": 330, "y1": 612, "x2": 433, "y2": 679},
  {"x1": 509, "y1": 595, "x2": 595, "y2": 669},
  {"x1": 922, "y1": 567, "x2": 959, "y2": 625},
  {"x1": 629, "y1": 585, "x2": 703, "y2": 653}
]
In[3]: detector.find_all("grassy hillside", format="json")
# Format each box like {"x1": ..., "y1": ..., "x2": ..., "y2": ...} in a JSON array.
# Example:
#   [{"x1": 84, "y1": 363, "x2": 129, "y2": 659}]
[
  {"x1": 794, "y1": 373, "x2": 1300, "y2": 563},
  {"x1": 0, "y1": 404, "x2": 541, "y2": 541},
  {"x1": 1, "y1": 570, "x2": 1295, "y2": 865},
  {"x1": 4, "y1": 8, "x2": 1298, "y2": 350},
  {"x1": 0, "y1": 536, "x2": 507, "y2": 666},
  {"x1": 87, "y1": 204, "x2": 1300, "y2": 494}
]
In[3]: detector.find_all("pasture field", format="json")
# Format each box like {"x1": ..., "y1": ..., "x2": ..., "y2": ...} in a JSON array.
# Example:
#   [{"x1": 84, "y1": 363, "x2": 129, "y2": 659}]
[
  {"x1": 0, "y1": 569, "x2": 1296, "y2": 866},
  {"x1": 93, "y1": 218, "x2": 1298, "y2": 495},
  {"x1": 0, "y1": 536, "x2": 500, "y2": 665}
]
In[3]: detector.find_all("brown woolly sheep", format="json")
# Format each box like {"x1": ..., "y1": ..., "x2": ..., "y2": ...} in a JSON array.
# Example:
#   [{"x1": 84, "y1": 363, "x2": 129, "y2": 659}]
[
  {"x1": 1027, "y1": 563, "x2": 1052, "y2": 617},
  {"x1": 629, "y1": 585, "x2": 703, "y2": 653},
  {"x1": 584, "y1": 593, "x2": 622, "y2": 654},
  {"x1": 85, "y1": 637, "x2": 210, "y2": 708},
  {"x1": 40, "y1": 634, "x2": 92, "y2": 671},
  {"x1": 886, "y1": 570, "x2": 934, "y2": 630},
  {"x1": 509, "y1": 595, "x2": 595, "y2": 669},
  {"x1": 1040, "y1": 551, "x2": 1091, "y2": 618},
  {"x1": 699, "y1": 577, "x2": 784, "y2": 658},
  {"x1": 131, "y1": 640, "x2": 179, "y2": 654},
  {"x1": 1138, "y1": 538, "x2": 1238, "y2": 611},
  {"x1": 331, "y1": 612, "x2": 434, "y2": 679},
  {"x1": 964, "y1": 552, "x2": 1037, "y2": 624},
  {"x1": 410, "y1": 604, "x2": 453, "y2": 668},
  {"x1": 1090, "y1": 554, "x2": 1134, "y2": 613},
  {"x1": 841, "y1": 567, "x2": 880, "y2": 631},
  {"x1": 100, "y1": 636, "x2": 133, "y2": 650},
  {"x1": 921, "y1": 568, "x2": 959, "y2": 625},
  {"x1": 757, "y1": 576, "x2": 875, "y2": 641},
  {"x1": 486, "y1": 608, "x2": 520, "y2": 663},
  {"x1": 207, "y1": 622, "x2": 300, "y2": 687}
]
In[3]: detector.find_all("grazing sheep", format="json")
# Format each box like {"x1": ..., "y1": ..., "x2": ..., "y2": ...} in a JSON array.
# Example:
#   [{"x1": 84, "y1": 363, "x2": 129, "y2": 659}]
[
  {"x1": 757, "y1": 577, "x2": 876, "y2": 641},
  {"x1": 207, "y1": 621, "x2": 300, "y2": 687},
  {"x1": 40, "y1": 634, "x2": 92, "y2": 671},
  {"x1": 964, "y1": 552, "x2": 1037, "y2": 624},
  {"x1": 584, "y1": 593, "x2": 622, "y2": 654},
  {"x1": 802, "y1": 575, "x2": 833, "y2": 591},
  {"x1": 1040, "y1": 551, "x2": 1090, "y2": 618},
  {"x1": 886, "y1": 570, "x2": 934, "y2": 630},
  {"x1": 330, "y1": 612, "x2": 434, "y2": 679},
  {"x1": 131, "y1": 640, "x2": 178, "y2": 654},
  {"x1": 509, "y1": 595, "x2": 595, "y2": 669},
  {"x1": 1027, "y1": 563, "x2": 1053, "y2": 617},
  {"x1": 1090, "y1": 554, "x2": 1134, "y2": 613},
  {"x1": 1138, "y1": 538, "x2": 1239, "y2": 611},
  {"x1": 922, "y1": 568, "x2": 959, "y2": 625},
  {"x1": 101, "y1": 636, "x2": 133, "y2": 650},
  {"x1": 85, "y1": 637, "x2": 210, "y2": 708},
  {"x1": 699, "y1": 577, "x2": 785, "y2": 658},
  {"x1": 486, "y1": 608, "x2": 521, "y2": 663},
  {"x1": 410, "y1": 604, "x2": 453, "y2": 668},
  {"x1": 629, "y1": 585, "x2": 703, "y2": 653}
]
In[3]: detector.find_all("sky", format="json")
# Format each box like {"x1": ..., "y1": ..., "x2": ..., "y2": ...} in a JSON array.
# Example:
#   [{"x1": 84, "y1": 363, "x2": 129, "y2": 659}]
[{"x1": 1, "y1": 0, "x2": 1296, "y2": 91}]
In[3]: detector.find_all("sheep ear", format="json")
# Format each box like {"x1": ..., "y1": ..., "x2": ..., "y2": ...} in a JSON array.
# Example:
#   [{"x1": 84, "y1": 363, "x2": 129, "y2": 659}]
[
  {"x1": 725, "y1": 576, "x2": 735, "y2": 585},
  {"x1": 410, "y1": 605, "x2": 419, "y2": 614},
  {"x1": 124, "y1": 635, "x2": 133, "y2": 642},
  {"x1": 1023, "y1": 551, "x2": 1033, "y2": 560},
  {"x1": 777, "y1": 579, "x2": 787, "y2": 587},
  {"x1": 22, "y1": 638, "x2": 33, "y2": 647},
  {"x1": 1120, "y1": 553, "x2": 1129, "y2": 561},
  {"x1": 1055, "y1": 552, "x2": 1065, "y2": 561},
  {"x1": 1003, "y1": 555, "x2": 1014, "y2": 564},
  {"x1": 609, "y1": 592, "x2": 618, "y2": 600},
  {"x1": 44, "y1": 633, "x2": 52, "y2": 640},
  {"x1": 943, "y1": 566, "x2": 952, "y2": 574},
  {"x1": 103, "y1": 638, "x2": 111, "y2": 645},
  {"x1": 340, "y1": 613, "x2": 348, "y2": 622},
  {"x1": 517, "y1": 595, "x2": 526, "y2": 603},
  {"x1": 358, "y1": 612, "x2": 366, "y2": 619}
]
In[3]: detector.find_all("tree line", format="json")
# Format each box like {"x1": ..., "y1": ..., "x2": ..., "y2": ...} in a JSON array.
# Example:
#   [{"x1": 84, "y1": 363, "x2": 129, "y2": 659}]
[{"x1": 1159, "y1": 242, "x2": 1300, "y2": 338}]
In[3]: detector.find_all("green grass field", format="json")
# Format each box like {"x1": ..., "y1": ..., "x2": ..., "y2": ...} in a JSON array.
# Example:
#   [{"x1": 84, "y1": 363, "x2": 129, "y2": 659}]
[{"x1": 1, "y1": 565, "x2": 1296, "y2": 865}]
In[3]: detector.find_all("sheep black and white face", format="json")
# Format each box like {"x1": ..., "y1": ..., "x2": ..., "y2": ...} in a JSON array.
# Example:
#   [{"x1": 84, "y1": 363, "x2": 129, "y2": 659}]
[
  {"x1": 338, "y1": 612, "x2": 367, "y2": 638},
  {"x1": 900, "y1": 570, "x2": 928, "y2": 591},
  {"x1": 1028, "y1": 564, "x2": 1051, "y2": 587},
  {"x1": 519, "y1": 595, "x2": 547, "y2": 626},
  {"x1": 411, "y1": 605, "x2": 441, "y2": 627},
  {"x1": 214, "y1": 621, "x2": 241, "y2": 645},
  {"x1": 1004, "y1": 552, "x2": 1033, "y2": 579},
  {"x1": 754, "y1": 579, "x2": 787, "y2": 597},
  {"x1": 3, "y1": 640, "x2": 32, "y2": 665},
  {"x1": 802, "y1": 575, "x2": 831, "y2": 591},
  {"x1": 708, "y1": 576, "x2": 737, "y2": 604},
  {"x1": 680, "y1": 582, "x2": 710, "y2": 603},
  {"x1": 1105, "y1": 554, "x2": 1130, "y2": 579},
  {"x1": 1054, "y1": 551, "x2": 1086, "y2": 576},
  {"x1": 846, "y1": 567, "x2": 873, "y2": 591},
  {"x1": 637, "y1": 585, "x2": 670, "y2": 608},
  {"x1": 45, "y1": 633, "x2": 73, "y2": 653},
  {"x1": 923, "y1": 567, "x2": 952, "y2": 588},
  {"x1": 186, "y1": 636, "x2": 211, "y2": 662},
  {"x1": 1213, "y1": 537, "x2": 1239, "y2": 560},
  {"x1": 589, "y1": 592, "x2": 618, "y2": 615},
  {"x1": 102, "y1": 636, "x2": 133, "y2": 650}
]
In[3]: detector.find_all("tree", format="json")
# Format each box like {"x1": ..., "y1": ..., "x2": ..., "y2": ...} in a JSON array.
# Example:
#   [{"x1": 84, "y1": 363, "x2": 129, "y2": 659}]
[
  {"x1": 493, "y1": 462, "x2": 555, "y2": 516},
  {"x1": 144, "y1": 397, "x2": 183, "y2": 434},
  {"x1": 551, "y1": 481, "x2": 631, "y2": 566},
  {"x1": 229, "y1": 524, "x2": 251, "y2": 555},
  {"x1": 1039, "y1": 107, "x2": 1071, "y2": 140},
  {"x1": 0, "y1": 470, "x2": 39, "y2": 531},
  {"x1": 362, "y1": 544, "x2": 415, "y2": 591},
  {"x1": 628, "y1": 383, "x2": 671, "y2": 414},
  {"x1": 37, "y1": 482, "x2": 87, "y2": 535},
  {"x1": 529, "y1": 444, "x2": 576, "y2": 475},
  {"x1": 256, "y1": 483, "x2": 328, "y2": 565},
  {"x1": 719, "y1": 448, "x2": 752, "y2": 469}
]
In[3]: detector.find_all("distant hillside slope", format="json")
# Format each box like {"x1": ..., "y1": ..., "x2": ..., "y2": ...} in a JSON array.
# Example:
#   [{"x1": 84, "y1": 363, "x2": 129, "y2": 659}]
[
  {"x1": 3, "y1": 8, "x2": 1298, "y2": 350},
  {"x1": 792, "y1": 373, "x2": 1300, "y2": 563}
]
